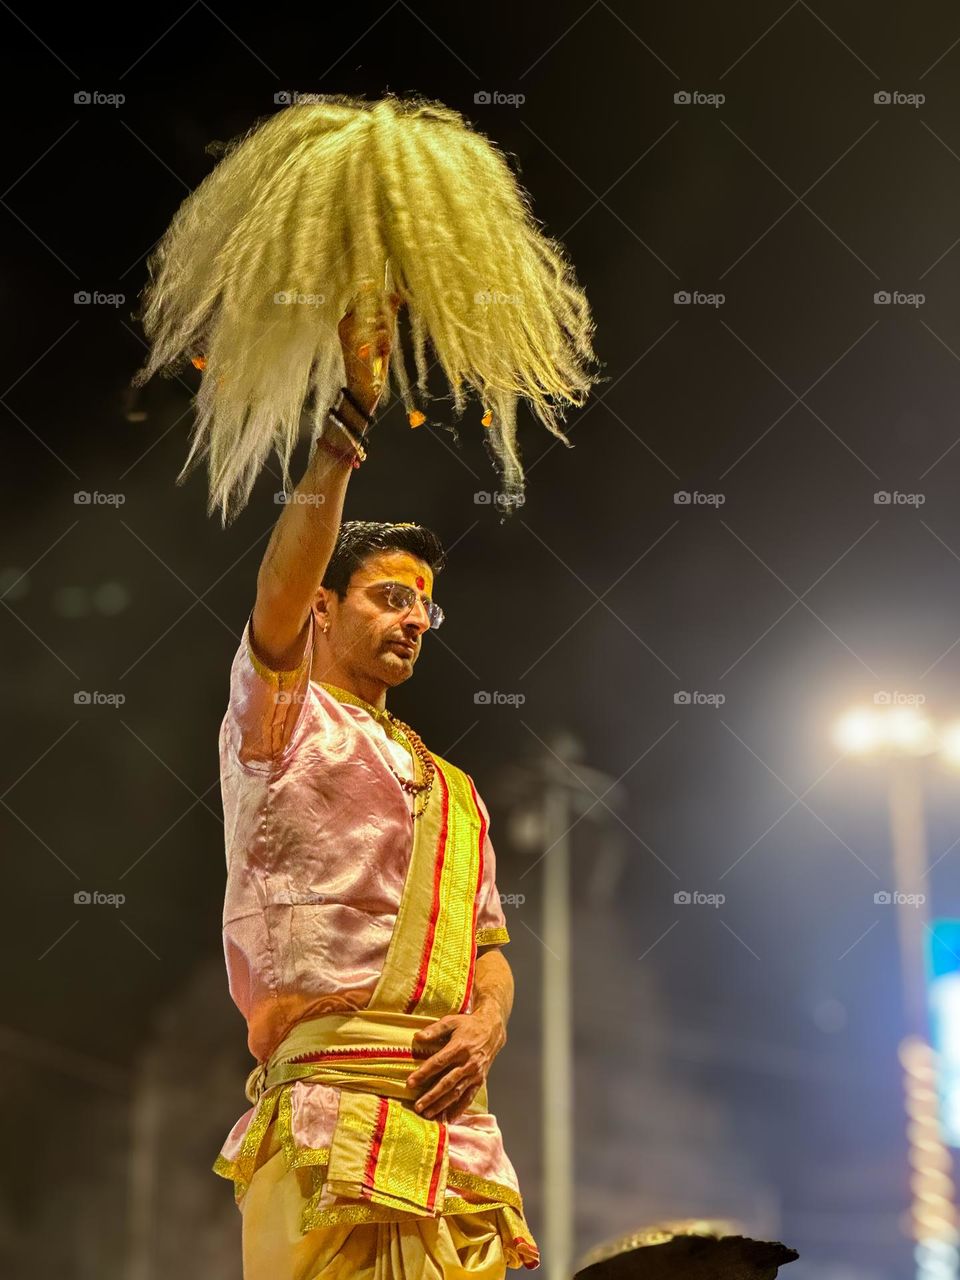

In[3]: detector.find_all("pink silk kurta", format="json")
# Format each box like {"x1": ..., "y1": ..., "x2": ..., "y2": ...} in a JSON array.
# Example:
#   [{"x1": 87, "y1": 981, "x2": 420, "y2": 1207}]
[{"x1": 216, "y1": 610, "x2": 526, "y2": 1217}]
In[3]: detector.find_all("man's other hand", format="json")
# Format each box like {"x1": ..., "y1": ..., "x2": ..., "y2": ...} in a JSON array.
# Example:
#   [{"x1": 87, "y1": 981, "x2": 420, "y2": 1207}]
[{"x1": 406, "y1": 1005, "x2": 506, "y2": 1123}]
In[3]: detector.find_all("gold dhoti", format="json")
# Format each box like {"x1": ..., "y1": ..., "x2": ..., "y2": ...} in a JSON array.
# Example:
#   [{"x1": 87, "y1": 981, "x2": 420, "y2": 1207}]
[
  {"x1": 241, "y1": 1111, "x2": 511, "y2": 1280},
  {"x1": 216, "y1": 1009, "x2": 538, "y2": 1274}
]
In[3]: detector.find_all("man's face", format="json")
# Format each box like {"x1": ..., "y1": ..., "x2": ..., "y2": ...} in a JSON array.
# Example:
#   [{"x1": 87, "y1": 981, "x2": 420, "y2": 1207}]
[{"x1": 321, "y1": 550, "x2": 436, "y2": 686}]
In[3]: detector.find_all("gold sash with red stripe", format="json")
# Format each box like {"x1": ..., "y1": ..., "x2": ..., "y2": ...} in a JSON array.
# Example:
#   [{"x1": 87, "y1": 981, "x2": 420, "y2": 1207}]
[
  {"x1": 326, "y1": 1089, "x2": 450, "y2": 1214},
  {"x1": 372, "y1": 748, "x2": 487, "y2": 1017}
]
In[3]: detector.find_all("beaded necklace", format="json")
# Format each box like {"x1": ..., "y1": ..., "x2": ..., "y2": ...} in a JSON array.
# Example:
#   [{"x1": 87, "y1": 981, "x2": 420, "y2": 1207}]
[{"x1": 317, "y1": 681, "x2": 436, "y2": 820}]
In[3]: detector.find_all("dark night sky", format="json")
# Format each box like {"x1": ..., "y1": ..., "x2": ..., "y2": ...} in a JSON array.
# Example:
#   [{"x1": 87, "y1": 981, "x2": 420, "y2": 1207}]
[{"x1": 6, "y1": 2, "x2": 960, "y2": 1275}]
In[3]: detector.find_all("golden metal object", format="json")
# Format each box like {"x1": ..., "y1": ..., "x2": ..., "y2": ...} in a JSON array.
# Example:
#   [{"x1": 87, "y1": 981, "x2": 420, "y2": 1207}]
[
  {"x1": 576, "y1": 1220, "x2": 737, "y2": 1270},
  {"x1": 573, "y1": 1220, "x2": 799, "y2": 1280}
]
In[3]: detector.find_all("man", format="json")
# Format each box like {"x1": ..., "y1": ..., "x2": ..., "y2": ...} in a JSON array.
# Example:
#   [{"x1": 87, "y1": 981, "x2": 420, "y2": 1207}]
[{"x1": 213, "y1": 292, "x2": 540, "y2": 1278}]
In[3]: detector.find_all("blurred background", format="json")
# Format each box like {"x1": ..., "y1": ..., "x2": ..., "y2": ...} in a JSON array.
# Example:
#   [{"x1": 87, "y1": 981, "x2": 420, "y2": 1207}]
[{"x1": 4, "y1": 1, "x2": 960, "y2": 1276}]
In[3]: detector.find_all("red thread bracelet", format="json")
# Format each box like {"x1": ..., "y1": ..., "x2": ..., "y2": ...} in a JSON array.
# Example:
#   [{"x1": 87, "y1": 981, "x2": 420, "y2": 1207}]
[{"x1": 316, "y1": 436, "x2": 362, "y2": 469}]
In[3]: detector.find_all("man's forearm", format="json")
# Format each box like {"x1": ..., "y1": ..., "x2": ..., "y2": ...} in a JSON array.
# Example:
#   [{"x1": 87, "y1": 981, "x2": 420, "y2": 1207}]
[
  {"x1": 256, "y1": 388, "x2": 372, "y2": 604},
  {"x1": 473, "y1": 947, "x2": 514, "y2": 1037},
  {"x1": 255, "y1": 291, "x2": 391, "y2": 620},
  {"x1": 256, "y1": 439, "x2": 352, "y2": 608}
]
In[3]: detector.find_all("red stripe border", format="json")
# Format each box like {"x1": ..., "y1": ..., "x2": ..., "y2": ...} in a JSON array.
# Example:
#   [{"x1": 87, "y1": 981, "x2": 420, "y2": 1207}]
[
  {"x1": 406, "y1": 762, "x2": 450, "y2": 1011},
  {"x1": 459, "y1": 776, "x2": 487, "y2": 1013},
  {"x1": 284, "y1": 1048, "x2": 414, "y2": 1064},
  {"x1": 362, "y1": 1096, "x2": 390, "y2": 1196},
  {"x1": 425, "y1": 1121, "x2": 448, "y2": 1211}
]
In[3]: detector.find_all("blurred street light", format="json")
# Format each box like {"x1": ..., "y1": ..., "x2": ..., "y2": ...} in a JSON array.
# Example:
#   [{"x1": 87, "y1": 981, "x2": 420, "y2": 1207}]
[{"x1": 834, "y1": 703, "x2": 959, "y2": 1280}]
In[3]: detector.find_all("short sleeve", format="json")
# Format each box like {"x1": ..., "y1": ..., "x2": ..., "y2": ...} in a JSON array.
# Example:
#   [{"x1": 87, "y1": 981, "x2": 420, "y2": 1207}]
[
  {"x1": 473, "y1": 787, "x2": 510, "y2": 947},
  {"x1": 226, "y1": 608, "x2": 315, "y2": 767}
]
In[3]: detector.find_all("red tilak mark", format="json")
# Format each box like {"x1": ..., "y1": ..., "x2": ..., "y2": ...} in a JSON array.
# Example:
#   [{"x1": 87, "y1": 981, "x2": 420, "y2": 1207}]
[
  {"x1": 407, "y1": 764, "x2": 449, "y2": 1011},
  {"x1": 416, "y1": 575, "x2": 425, "y2": 590}
]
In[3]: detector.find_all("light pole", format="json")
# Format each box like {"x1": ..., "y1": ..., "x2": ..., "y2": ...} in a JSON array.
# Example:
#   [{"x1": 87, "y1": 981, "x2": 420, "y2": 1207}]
[{"x1": 498, "y1": 731, "x2": 624, "y2": 1280}]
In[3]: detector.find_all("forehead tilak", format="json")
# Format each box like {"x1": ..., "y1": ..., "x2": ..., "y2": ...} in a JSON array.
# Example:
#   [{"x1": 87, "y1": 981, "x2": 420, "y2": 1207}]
[{"x1": 356, "y1": 552, "x2": 434, "y2": 596}]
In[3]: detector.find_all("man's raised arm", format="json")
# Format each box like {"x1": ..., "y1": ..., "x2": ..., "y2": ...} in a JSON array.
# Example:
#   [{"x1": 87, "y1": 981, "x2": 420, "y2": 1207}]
[{"x1": 250, "y1": 294, "x2": 397, "y2": 671}]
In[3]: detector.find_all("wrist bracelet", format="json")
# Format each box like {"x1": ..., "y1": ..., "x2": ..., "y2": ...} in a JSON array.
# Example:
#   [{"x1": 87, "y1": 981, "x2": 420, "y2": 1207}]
[
  {"x1": 338, "y1": 384, "x2": 373, "y2": 425},
  {"x1": 316, "y1": 434, "x2": 363, "y2": 469},
  {"x1": 330, "y1": 386, "x2": 372, "y2": 447},
  {"x1": 328, "y1": 404, "x2": 368, "y2": 449}
]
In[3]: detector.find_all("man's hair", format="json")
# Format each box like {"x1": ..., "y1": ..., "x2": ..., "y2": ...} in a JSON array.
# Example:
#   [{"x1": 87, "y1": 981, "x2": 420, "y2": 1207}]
[{"x1": 321, "y1": 521, "x2": 446, "y2": 600}]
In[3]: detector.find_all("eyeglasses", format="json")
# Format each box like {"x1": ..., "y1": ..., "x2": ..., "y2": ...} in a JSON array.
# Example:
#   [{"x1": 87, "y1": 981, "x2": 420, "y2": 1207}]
[{"x1": 375, "y1": 580, "x2": 445, "y2": 630}]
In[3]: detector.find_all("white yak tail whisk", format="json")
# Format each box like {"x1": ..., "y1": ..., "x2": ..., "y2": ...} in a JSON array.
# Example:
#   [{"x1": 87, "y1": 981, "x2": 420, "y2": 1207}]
[{"x1": 131, "y1": 94, "x2": 601, "y2": 524}]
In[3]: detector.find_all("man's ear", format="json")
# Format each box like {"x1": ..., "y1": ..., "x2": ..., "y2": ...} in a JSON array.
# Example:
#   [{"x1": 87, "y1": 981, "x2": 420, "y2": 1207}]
[{"x1": 313, "y1": 587, "x2": 332, "y2": 633}]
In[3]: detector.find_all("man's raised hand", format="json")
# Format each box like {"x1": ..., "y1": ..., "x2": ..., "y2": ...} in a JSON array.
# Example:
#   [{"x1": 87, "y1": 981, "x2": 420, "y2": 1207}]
[{"x1": 337, "y1": 284, "x2": 402, "y2": 425}]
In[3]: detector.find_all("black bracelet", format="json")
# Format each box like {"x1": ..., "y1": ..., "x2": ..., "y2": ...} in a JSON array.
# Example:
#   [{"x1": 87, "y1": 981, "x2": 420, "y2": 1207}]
[
  {"x1": 328, "y1": 404, "x2": 368, "y2": 449},
  {"x1": 339, "y1": 384, "x2": 373, "y2": 426}
]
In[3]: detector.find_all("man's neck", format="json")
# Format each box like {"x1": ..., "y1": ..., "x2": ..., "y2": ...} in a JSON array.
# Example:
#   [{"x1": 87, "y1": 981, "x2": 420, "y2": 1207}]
[{"x1": 312, "y1": 662, "x2": 388, "y2": 712}]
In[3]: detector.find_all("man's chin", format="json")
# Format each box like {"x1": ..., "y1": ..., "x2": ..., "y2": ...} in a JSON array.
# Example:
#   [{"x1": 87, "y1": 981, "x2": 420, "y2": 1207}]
[
  {"x1": 383, "y1": 641, "x2": 417, "y2": 662},
  {"x1": 379, "y1": 649, "x2": 415, "y2": 682}
]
